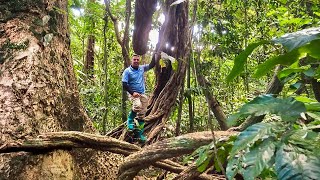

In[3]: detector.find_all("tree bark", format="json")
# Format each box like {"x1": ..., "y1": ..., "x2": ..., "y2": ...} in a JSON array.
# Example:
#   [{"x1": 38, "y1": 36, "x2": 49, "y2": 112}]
[
  {"x1": 132, "y1": 0, "x2": 158, "y2": 55},
  {"x1": 105, "y1": 0, "x2": 132, "y2": 122},
  {"x1": 83, "y1": 0, "x2": 96, "y2": 79},
  {"x1": 0, "y1": 131, "x2": 236, "y2": 180},
  {"x1": 84, "y1": 34, "x2": 95, "y2": 78},
  {"x1": 118, "y1": 131, "x2": 235, "y2": 179},
  {"x1": 110, "y1": 0, "x2": 191, "y2": 144},
  {"x1": 0, "y1": 1, "x2": 122, "y2": 179},
  {"x1": 144, "y1": 0, "x2": 191, "y2": 144}
]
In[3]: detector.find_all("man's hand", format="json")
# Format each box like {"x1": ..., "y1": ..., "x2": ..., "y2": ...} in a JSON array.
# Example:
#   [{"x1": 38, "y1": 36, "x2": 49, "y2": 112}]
[{"x1": 132, "y1": 92, "x2": 141, "y2": 98}]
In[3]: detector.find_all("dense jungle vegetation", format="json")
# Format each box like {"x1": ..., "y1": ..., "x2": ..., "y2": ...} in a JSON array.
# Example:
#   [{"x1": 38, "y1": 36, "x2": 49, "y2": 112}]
[{"x1": 68, "y1": 0, "x2": 320, "y2": 179}]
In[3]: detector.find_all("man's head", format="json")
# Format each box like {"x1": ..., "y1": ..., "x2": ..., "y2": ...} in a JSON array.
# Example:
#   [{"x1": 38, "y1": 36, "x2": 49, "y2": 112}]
[{"x1": 131, "y1": 54, "x2": 140, "y2": 68}]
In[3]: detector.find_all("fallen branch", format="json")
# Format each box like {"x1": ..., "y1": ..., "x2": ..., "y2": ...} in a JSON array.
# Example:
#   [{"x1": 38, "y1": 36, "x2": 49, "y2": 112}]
[
  {"x1": 0, "y1": 131, "x2": 237, "y2": 179},
  {"x1": 118, "y1": 131, "x2": 237, "y2": 180}
]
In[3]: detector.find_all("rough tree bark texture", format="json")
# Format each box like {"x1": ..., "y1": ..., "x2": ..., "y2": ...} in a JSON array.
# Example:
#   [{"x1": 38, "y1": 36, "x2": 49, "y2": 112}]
[
  {"x1": 109, "y1": 0, "x2": 190, "y2": 144},
  {"x1": 144, "y1": 0, "x2": 190, "y2": 144},
  {"x1": 0, "y1": 0, "x2": 122, "y2": 179},
  {"x1": 132, "y1": 0, "x2": 158, "y2": 55},
  {"x1": 84, "y1": 34, "x2": 95, "y2": 77},
  {"x1": 197, "y1": 75, "x2": 228, "y2": 130},
  {"x1": 118, "y1": 131, "x2": 235, "y2": 179}
]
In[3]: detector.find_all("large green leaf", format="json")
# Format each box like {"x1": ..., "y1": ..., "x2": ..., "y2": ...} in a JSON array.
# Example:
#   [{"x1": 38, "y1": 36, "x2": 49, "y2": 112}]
[
  {"x1": 272, "y1": 27, "x2": 320, "y2": 51},
  {"x1": 295, "y1": 96, "x2": 318, "y2": 103},
  {"x1": 240, "y1": 139, "x2": 276, "y2": 180},
  {"x1": 235, "y1": 95, "x2": 306, "y2": 122},
  {"x1": 254, "y1": 48, "x2": 306, "y2": 78},
  {"x1": 254, "y1": 38, "x2": 320, "y2": 78},
  {"x1": 227, "y1": 95, "x2": 306, "y2": 126},
  {"x1": 226, "y1": 155, "x2": 242, "y2": 180},
  {"x1": 226, "y1": 40, "x2": 270, "y2": 83},
  {"x1": 195, "y1": 145, "x2": 211, "y2": 172},
  {"x1": 275, "y1": 144, "x2": 320, "y2": 180},
  {"x1": 300, "y1": 39, "x2": 320, "y2": 59},
  {"x1": 277, "y1": 66, "x2": 309, "y2": 80},
  {"x1": 230, "y1": 123, "x2": 274, "y2": 157},
  {"x1": 288, "y1": 129, "x2": 320, "y2": 152},
  {"x1": 304, "y1": 102, "x2": 320, "y2": 111}
]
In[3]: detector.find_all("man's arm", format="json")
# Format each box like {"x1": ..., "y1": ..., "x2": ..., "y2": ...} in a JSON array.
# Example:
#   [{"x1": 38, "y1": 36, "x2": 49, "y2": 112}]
[
  {"x1": 122, "y1": 82, "x2": 134, "y2": 95},
  {"x1": 148, "y1": 52, "x2": 160, "y2": 69}
]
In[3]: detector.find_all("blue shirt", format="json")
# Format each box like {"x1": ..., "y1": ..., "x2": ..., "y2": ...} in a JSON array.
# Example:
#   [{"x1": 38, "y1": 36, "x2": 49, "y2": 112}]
[{"x1": 122, "y1": 64, "x2": 151, "y2": 94}]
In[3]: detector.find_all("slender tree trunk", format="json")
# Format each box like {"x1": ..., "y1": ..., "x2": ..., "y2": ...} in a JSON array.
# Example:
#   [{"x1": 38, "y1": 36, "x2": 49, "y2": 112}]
[
  {"x1": 83, "y1": 0, "x2": 96, "y2": 78},
  {"x1": 194, "y1": 52, "x2": 228, "y2": 130},
  {"x1": 243, "y1": 0, "x2": 249, "y2": 93},
  {"x1": 0, "y1": 1, "x2": 122, "y2": 179},
  {"x1": 102, "y1": 15, "x2": 109, "y2": 134},
  {"x1": 187, "y1": 56, "x2": 194, "y2": 132},
  {"x1": 175, "y1": 82, "x2": 185, "y2": 136},
  {"x1": 84, "y1": 34, "x2": 95, "y2": 78},
  {"x1": 105, "y1": 0, "x2": 132, "y2": 122}
]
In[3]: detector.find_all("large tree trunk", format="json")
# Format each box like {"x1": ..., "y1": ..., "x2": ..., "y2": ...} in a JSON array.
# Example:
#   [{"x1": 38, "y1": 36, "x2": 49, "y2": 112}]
[
  {"x1": 0, "y1": 0, "x2": 122, "y2": 179},
  {"x1": 144, "y1": 0, "x2": 190, "y2": 144},
  {"x1": 109, "y1": 0, "x2": 190, "y2": 144},
  {"x1": 132, "y1": 0, "x2": 158, "y2": 55}
]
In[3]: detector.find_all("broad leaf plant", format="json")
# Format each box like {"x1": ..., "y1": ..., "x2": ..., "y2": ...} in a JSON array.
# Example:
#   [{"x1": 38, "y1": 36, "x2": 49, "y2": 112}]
[{"x1": 190, "y1": 27, "x2": 320, "y2": 179}]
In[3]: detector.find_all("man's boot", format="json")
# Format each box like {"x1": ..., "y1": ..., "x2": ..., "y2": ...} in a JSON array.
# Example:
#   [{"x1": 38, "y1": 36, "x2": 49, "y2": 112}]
[
  {"x1": 137, "y1": 119, "x2": 147, "y2": 143},
  {"x1": 127, "y1": 110, "x2": 136, "y2": 131}
]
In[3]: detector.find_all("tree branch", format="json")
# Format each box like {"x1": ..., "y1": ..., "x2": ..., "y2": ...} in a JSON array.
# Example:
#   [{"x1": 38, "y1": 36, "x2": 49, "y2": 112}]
[
  {"x1": 118, "y1": 131, "x2": 237, "y2": 180},
  {"x1": 0, "y1": 131, "x2": 237, "y2": 179}
]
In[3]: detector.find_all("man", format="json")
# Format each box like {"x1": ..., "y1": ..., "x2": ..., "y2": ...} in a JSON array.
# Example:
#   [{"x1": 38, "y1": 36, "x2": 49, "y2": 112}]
[{"x1": 122, "y1": 53, "x2": 158, "y2": 143}]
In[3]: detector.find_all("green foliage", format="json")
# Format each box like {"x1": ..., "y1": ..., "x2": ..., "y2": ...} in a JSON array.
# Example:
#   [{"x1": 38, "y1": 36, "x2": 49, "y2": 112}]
[
  {"x1": 229, "y1": 123, "x2": 275, "y2": 157},
  {"x1": 226, "y1": 97, "x2": 319, "y2": 179},
  {"x1": 227, "y1": 27, "x2": 320, "y2": 81},
  {"x1": 227, "y1": 138, "x2": 276, "y2": 180},
  {"x1": 67, "y1": 1, "x2": 320, "y2": 178},
  {"x1": 254, "y1": 38, "x2": 320, "y2": 78},
  {"x1": 272, "y1": 27, "x2": 320, "y2": 51},
  {"x1": 224, "y1": 25, "x2": 320, "y2": 178},
  {"x1": 227, "y1": 95, "x2": 306, "y2": 126},
  {"x1": 275, "y1": 144, "x2": 320, "y2": 180},
  {"x1": 226, "y1": 40, "x2": 269, "y2": 83},
  {"x1": 184, "y1": 135, "x2": 235, "y2": 173},
  {"x1": 225, "y1": 52, "x2": 320, "y2": 179}
]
